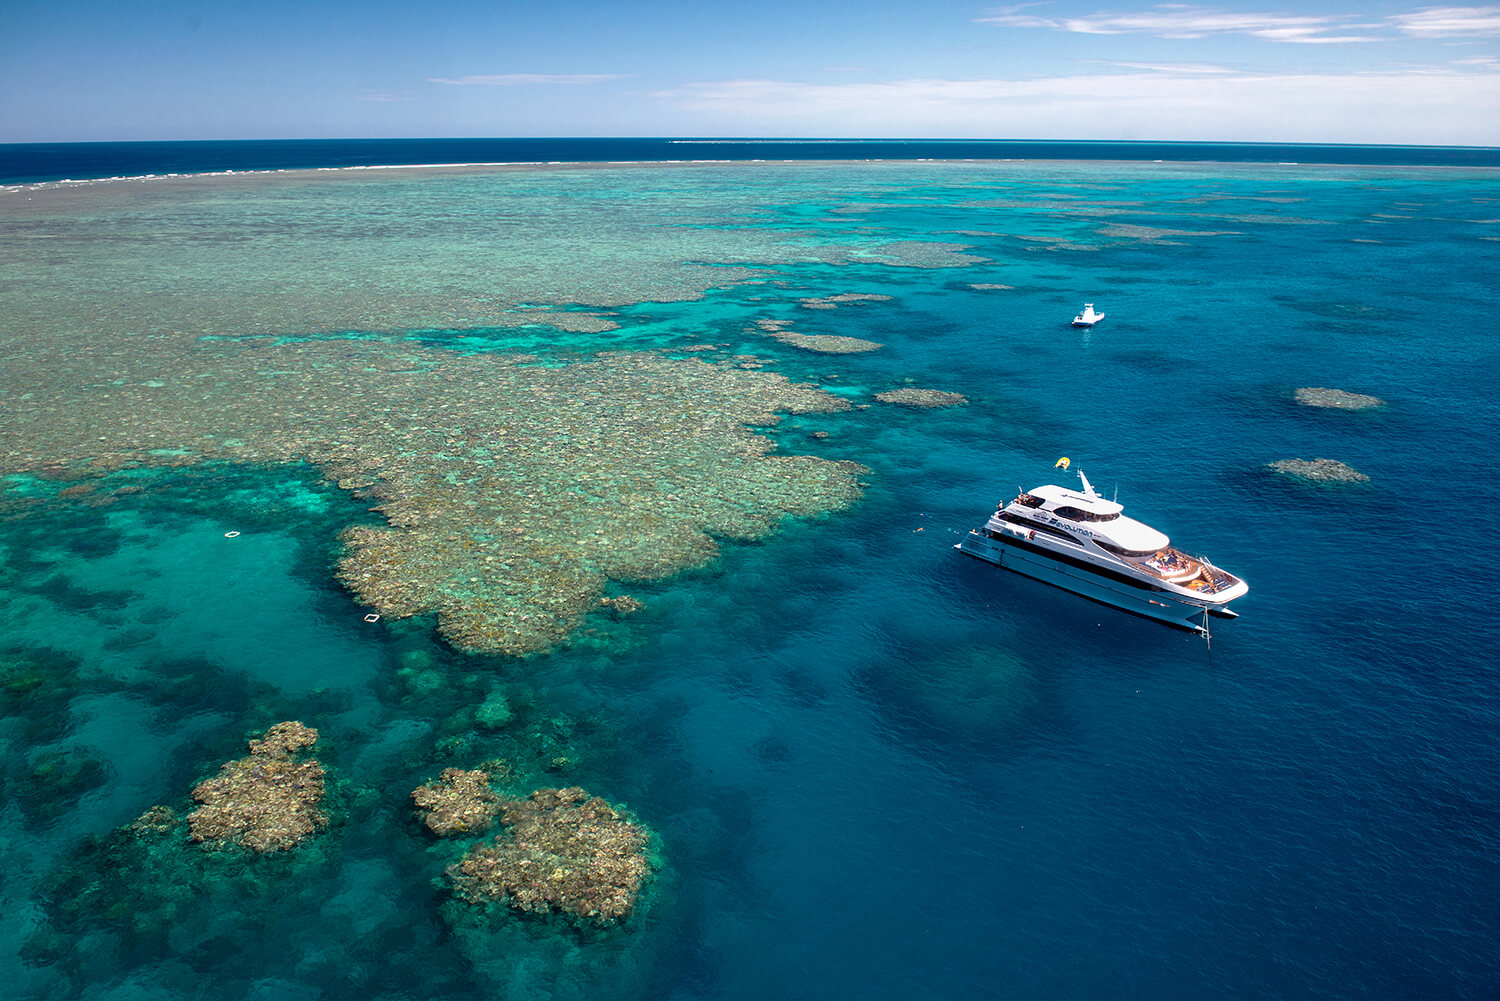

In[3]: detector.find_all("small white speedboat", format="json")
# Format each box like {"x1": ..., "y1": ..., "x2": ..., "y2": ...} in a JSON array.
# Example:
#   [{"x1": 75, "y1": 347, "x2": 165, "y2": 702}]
[{"x1": 1072, "y1": 303, "x2": 1104, "y2": 327}]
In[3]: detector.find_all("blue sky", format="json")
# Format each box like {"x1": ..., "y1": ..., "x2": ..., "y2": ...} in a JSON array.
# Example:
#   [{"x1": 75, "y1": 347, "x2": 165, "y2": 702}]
[{"x1": 2, "y1": 1, "x2": 1497, "y2": 144}]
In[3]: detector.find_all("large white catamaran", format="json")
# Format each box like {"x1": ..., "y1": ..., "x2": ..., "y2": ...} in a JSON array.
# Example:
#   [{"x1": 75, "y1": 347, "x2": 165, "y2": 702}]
[{"x1": 956, "y1": 460, "x2": 1248, "y2": 633}]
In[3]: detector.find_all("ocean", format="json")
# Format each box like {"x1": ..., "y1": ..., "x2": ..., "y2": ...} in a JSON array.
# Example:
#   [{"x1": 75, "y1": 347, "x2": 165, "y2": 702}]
[
  {"x1": 4, "y1": 138, "x2": 1500, "y2": 185},
  {"x1": 1, "y1": 141, "x2": 1498, "y2": 1000}
]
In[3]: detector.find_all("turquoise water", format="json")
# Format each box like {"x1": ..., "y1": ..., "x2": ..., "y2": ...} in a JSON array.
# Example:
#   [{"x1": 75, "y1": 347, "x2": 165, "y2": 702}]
[{"x1": 2, "y1": 157, "x2": 1499, "y2": 999}]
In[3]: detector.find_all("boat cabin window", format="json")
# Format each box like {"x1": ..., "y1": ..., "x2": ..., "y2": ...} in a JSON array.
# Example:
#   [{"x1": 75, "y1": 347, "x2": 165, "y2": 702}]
[
  {"x1": 1093, "y1": 539, "x2": 1161, "y2": 559},
  {"x1": 1001, "y1": 513, "x2": 1082, "y2": 545},
  {"x1": 1053, "y1": 505, "x2": 1120, "y2": 523}
]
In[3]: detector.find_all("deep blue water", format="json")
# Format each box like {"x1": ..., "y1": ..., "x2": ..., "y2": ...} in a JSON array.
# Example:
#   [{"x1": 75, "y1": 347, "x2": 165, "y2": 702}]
[
  {"x1": 3, "y1": 137, "x2": 1499, "y2": 184},
  {"x1": 2, "y1": 155, "x2": 1500, "y2": 1001}
]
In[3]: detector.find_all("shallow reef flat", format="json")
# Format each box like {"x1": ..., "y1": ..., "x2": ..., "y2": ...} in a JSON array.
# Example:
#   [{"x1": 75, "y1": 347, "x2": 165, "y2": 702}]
[
  {"x1": 0, "y1": 164, "x2": 982, "y2": 342},
  {"x1": 0, "y1": 337, "x2": 864, "y2": 654},
  {"x1": 0, "y1": 164, "x2": 1003, "y2": 656}
]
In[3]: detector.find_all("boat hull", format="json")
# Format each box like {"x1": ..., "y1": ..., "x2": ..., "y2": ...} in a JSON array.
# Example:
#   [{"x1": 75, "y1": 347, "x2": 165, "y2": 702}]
[{"x1": 955, "y1": 529, "x2": 1225, "y2": 633}]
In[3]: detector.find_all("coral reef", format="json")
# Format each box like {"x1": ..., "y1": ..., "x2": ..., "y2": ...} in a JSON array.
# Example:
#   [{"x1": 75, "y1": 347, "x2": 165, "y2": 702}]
[
  {"x1": 0, "y1": 646, "x2": 82, "y2": 746},
  {"x1": 797, "y1": 293, "x2": 894, "y2": 310},
  {"x1": 129, "y1": 805, "x2": 181, "y2": 834},
  {"x1": 858, "y1": 645, "x2": 1041, "y2": 754},
  {"x1": 0, "y1": 168, "x2": 982, "y2": 347},
  {"x1": 0, "y1": 339, "x2": 867, "y2": 655},
  {"x1": 1267, "y1": 458, "x2": 1371, "y2": 484},
  {"x1": 875, "y1": 388, "x2": 969, "y2": 408},
  {"x1": 187, "y1": 721, "x2": 328, "y2": 852},
  {"x1": 751, "y1": 318, "x2": 883, "y2": 354},
  {"x1": 19, "y1": 747, "x2": 110, "y2": 825},
  {"x1": 30, "y1": 788, "x2": 350, "y2": 984},
  {"x1": 1294, "y1": 387, "x2": 1385, "y2": 410},
  {"x1": 599, "y1": 595, "x2": 644, "y2": 617},
  {"x1": 448, "y1": 786, "x2": 653, "y2": 926},
  {"x1": 412, "y1": 767, "x2": 502, "y2": 836},
  {"x1": 474, "y1": 690, "x2": 515, "y2": 729},
  {"x1": 248, "y1": 720, "x2": 320, "y2": 758}
]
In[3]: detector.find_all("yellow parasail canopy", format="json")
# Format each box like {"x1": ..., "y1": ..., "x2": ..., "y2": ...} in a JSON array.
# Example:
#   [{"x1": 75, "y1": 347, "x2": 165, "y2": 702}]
[{"x1": 1054, "y1": 456, "x2": 1071, "y2": 470}]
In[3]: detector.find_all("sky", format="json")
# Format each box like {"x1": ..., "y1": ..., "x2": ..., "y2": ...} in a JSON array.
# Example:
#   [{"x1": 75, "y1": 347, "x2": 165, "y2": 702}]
[{"x1": 2, "y1": 1, "x2": 1498, "y2": 145}]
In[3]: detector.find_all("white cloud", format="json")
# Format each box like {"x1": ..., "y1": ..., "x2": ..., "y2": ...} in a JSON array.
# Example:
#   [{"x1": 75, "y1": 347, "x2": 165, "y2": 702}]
[
  {"x1": 427, "y1": 74, "x2": 626, "y2": 86},
  {"x1": 1101, "y1": 61, "x2": 1236, "y2": 73},
  {"x1": 978, "y1": 4, "x2": 1382, "y2": 43},
  {"x1": 654, "y1": 70, "x2": 1500, "y2": 145},
  {"x1": 1390, "y1": 5, "x2": 1500, "y2": 37},
  {"x1": 979, "y1": 2, "x2": 1059, "y2": 28}
]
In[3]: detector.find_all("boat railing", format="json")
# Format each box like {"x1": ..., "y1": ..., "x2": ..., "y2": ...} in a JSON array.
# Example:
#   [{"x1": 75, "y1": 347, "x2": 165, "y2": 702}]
[{"x1": 1184, "y1": 555, "x2": 1239, "y2": 594}]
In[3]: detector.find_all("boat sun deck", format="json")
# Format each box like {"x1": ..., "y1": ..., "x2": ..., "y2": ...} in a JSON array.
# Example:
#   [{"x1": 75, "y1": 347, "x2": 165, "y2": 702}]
[{"x1": 1135, "y1": 547, "x2": 1239, "y2": 594}]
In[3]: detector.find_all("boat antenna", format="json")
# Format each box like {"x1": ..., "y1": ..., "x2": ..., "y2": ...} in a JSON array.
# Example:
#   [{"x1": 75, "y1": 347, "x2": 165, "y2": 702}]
[
  {"x1": 1078, "y1": 469, "x2": 1097, "y2": 499},
  {"x1": 1113, "y1": 483, "x2": 1118, "y2": 503}
]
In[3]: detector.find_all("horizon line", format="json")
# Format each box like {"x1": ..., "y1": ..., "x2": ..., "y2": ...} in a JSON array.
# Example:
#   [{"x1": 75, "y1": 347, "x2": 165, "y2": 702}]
[{"x1": 4, "y1": 136, "x2": 1500, "y2": 151}]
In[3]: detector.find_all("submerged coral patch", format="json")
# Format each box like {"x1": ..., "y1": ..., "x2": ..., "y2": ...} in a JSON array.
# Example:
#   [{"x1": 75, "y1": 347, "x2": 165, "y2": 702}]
[
  {"x1": 861, "y1": 241, "x2": 986, "y2": 268},
  {"x1": 797, "y1": 293, "x2": 894, "y2": 310},
  {"x1": 130, "y1": 805, "x2": 181, "y2": 834},
  {"x1": 412, "y1": 767, "x2": 502, "y2": 835},
  {"x1": 764, "y1": 331, "x2": 884, "y2": 354},
  {"x1": 599, "y1": 594, "x2": 644, "y2": 617},
  {"x1": 20, "y1": 747, "x2": 111, "y2": 825},
  {"x1": 248, "y1": 720, "x2": 320, "y2": 758},
  {"x1": 1294, "y1": 387, "x2": 1385, "y2": 410},
  {"x1": 1267, "y1": 458, "x2": 1370, "y2": 484},
  {"x1": 751, "y1": 318, "x2": 882, "y2": 355},
  {"x1": 187, "y1": 721, "x2": 328, "y2": 852},
  {"x1": 448, "y1": 786, "x2": 653, "y2": 926},
  {"x1": 875, "y1": 388, "x2": 969, "y2": 408}
]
